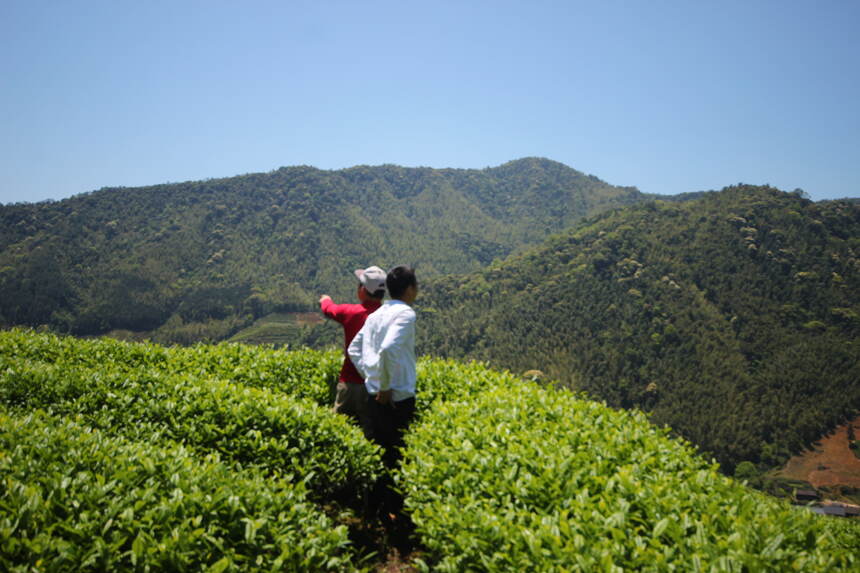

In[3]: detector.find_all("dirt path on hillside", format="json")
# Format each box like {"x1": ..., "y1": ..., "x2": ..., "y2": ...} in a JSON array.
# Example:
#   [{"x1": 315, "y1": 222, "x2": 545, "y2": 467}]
[{"x1": 776, "y1": 415, "x2": 860, "y2": 488}]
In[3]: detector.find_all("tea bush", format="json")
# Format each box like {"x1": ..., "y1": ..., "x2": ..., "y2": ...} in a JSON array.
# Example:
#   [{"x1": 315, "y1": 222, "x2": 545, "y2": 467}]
[
  {"x1": 168, "y1": 342, "x2": 342, "y2": 407},
  {"x1": 0, "y1": 329, "x2": 341, "y2": 407},
  {"x1": 180, "y1": 347, "x2": 511, "y2": 416},
  {"x1": 4, "y1": 329, "x2": 857, "y2": 571},
  {"x1": 0, "y1": 328, "x2": 171, "y2": 372},
  {"x1": 415, "y1": 357, "x2": 522, "y2": 417},
  {"x1": 399, "y1": 383, "x2": 857, "y2": 571},
  {"x1": 0, "y1": 329, "x2": 516, "y2": 417},
  {"x1": 0, "y1": 408, "x2": 353, "y2": 572},
  {"x1": 0, "y1": 331, "x2": 382, "y2": 498}
]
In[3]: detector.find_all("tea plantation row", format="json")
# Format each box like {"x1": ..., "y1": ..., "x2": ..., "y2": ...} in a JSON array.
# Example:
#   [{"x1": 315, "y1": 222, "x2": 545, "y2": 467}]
[
  {"x1": 1, "y1": 329, "x2": 857, "y2": 571},
  {"x1": 1, "y1": 409, "x2": 352, "y2": 571},
  {"x1": 400, "y1": 386, "x2": 859, "y2": 571}
]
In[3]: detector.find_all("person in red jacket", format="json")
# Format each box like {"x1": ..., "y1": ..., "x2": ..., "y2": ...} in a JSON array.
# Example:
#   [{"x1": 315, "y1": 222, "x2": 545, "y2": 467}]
[{"x1": 319, "y1": 265, "x2": 386, "y2": 435}]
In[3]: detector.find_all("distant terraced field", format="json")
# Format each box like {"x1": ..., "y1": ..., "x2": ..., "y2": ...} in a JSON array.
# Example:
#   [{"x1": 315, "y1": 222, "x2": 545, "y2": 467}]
[{"x1": 229, "y1": 311, "x2": 330, "y2": 346}]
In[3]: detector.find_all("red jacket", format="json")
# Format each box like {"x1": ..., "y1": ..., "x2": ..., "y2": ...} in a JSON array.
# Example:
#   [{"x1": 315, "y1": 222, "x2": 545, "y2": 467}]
[{"x1": 320, "y1": 298, "x2": 382, "y2": 384}]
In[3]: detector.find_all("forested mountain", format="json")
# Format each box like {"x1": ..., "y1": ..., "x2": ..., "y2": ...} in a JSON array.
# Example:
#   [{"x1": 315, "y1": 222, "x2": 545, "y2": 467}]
[
  {"x1": 0, "y1": 158, "x2": 642, "y2": 342},
  {"x1": 418, "y1": 186, "x2": 860, "y2": 471},
  {"x1": 4, "y1": 159, "x2": 858, "y2": 474}
]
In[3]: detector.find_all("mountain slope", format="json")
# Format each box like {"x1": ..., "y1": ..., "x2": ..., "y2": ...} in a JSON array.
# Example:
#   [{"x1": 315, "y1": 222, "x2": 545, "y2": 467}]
[
  {"x1": 0, "y1": 158, "x2": 643, "y2": 341},
  {"x1": 418, "y1": 186, "x2": 860, "y2": 470}
]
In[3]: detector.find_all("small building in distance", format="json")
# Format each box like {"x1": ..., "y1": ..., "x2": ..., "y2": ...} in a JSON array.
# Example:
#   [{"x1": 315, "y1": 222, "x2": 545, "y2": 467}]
[{"x1": 805, "y1": 502, "x2": 860, "y2": 518}]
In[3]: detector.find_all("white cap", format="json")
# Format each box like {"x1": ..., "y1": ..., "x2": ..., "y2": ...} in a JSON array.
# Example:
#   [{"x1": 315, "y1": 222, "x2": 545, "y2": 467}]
[{"x1": 354, "y1": 266, "x2": 387, "y2": 294}]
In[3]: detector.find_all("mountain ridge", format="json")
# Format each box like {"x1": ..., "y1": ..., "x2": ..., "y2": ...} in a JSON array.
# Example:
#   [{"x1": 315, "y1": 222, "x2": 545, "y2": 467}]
[
  {"x1": 2, "y1": 159, "x2": 858, "y2": 475},
  {"x1": 0, "y1": 157, "x2": 645, "y2": 341},
  {"x1": 417, "y1": 184, "x2": 860, "y2": 470}
]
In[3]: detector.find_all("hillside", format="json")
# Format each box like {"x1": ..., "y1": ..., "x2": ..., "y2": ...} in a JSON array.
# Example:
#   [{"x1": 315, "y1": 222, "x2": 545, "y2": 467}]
[
  {"x1": 418, "y1": 186, "x2": 860, "y2": 472},
  {"x1": 0, "y1": 158, "x2": 642, "y2": 342},
  {"x1": 1, "y1": 330, "x2": 857, "y2": 571}
]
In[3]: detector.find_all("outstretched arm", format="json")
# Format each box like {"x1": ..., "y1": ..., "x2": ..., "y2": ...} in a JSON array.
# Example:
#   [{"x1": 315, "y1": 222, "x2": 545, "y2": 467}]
[{"x1": 320, "y1": 295, "x2": 347, "y2": 321}]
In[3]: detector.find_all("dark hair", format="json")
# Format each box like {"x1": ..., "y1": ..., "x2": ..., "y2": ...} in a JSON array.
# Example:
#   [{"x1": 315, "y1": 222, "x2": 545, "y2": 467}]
[{"x1": 386, "y1": 265, "x2": 417, "y2": 299}]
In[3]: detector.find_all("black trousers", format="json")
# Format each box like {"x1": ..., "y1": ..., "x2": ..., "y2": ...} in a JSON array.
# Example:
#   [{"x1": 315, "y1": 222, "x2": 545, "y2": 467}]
[
  {"x1": 365, "y1": 395, "x2": 416, "y2": 469},
  {"x1": 364, "y1": 395, "x2": 416, "y2": 521}
]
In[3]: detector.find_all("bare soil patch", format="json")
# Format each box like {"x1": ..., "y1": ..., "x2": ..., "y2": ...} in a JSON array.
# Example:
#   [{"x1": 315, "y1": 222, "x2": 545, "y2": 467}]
[
  {"x1": 293, "y1": 311, "x2": 324, "y2": 326},
  {"x1": 774, "y1": 415, "x2": 860, "y2": 489}
]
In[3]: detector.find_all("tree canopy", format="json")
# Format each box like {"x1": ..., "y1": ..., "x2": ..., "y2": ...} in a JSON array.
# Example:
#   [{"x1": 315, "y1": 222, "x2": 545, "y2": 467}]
[
  {"x1": 0, "y1": 158, "x2": 641, "y2": 342},
  {"x1": 418, "y1": 186, "x2": 860, "y2": 471}
]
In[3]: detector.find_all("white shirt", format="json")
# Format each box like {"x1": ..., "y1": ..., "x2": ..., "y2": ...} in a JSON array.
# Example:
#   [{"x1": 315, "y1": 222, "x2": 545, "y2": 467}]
[{"x1": 348, "y1": 299, "x2": 416, "y2": 401}]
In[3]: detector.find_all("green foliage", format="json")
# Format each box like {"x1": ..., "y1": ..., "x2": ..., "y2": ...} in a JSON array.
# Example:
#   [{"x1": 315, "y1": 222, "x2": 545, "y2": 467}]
[
  {"x1": 228, "y1": 312, "x2": 340, "y2": 348},
  {"x1": 0, "y1": 159, "x2": 642, "y2": 340},
  {"x1": 0, "y1": 329, "x2": 382, "y2": 498},
  {"x1": 0, "y1": 409, "x2": 353, "y2": 572},
  {"x1": 818, "y1": 517, "x2": 860, "y2": 560},
  {"x1": 167, "y1": 339, "x2": 526, "y2": 421},
  {"x1": 399, "y1": 383, "x2": 857, "y2": 572},
  {"x1": 734, "y1": 461, "x2": 761, "y2": 488},
  {"x1": 168, "y1": 342, "x2": 343, "y2": 407},
  {"x1": 415, "y1": 357, "x2": 524, "y2": 417},
  {"x1": 2, "y1": 328, "x2": 858, "y2": 571},
  {"x1": 419, "y1": 186, "x2": 860, "y2": 470}
]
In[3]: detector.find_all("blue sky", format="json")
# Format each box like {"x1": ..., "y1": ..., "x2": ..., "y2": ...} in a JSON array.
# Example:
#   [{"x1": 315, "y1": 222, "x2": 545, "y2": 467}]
[{"x1": 1, "y1": 0, "x2": 858, "y2": 204}]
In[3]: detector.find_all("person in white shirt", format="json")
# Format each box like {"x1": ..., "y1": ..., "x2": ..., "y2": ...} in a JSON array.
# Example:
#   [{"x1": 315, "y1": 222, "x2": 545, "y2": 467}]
[{"x1": 348, "y1": 265, "x2": 418, "y2": 468}]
